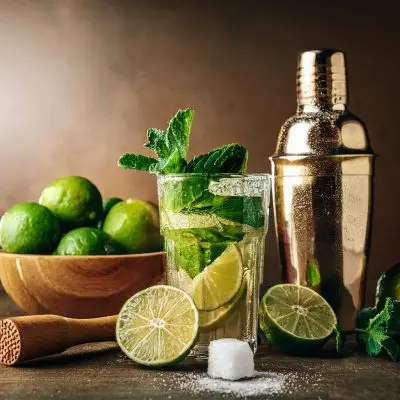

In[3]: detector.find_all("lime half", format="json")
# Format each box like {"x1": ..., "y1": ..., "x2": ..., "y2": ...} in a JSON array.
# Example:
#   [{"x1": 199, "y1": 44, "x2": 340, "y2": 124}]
[
  {"x1": 116, "y1": 285, "x2": 199, "y2": 367},
  {"x1": 189, "y1": 244, "x2": 243, "y2": 311},
  {"x1": 259, "y1": 284, "x2": 337, "y2": 353},
  {"x1": 199, "y1": 280, "x2": 247, "y2": 332}
]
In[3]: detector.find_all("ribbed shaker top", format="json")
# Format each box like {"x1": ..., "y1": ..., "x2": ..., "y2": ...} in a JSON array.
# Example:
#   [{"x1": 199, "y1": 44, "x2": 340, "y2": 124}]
[{"x1": 297, "y1": 49, "x2": 347, "y2": 107}]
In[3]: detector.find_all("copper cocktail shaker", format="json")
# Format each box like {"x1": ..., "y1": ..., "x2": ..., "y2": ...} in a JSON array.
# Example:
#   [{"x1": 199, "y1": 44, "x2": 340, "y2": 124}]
[{"x1": 271, "y1": 50, "x2": 375, "y2": 329}]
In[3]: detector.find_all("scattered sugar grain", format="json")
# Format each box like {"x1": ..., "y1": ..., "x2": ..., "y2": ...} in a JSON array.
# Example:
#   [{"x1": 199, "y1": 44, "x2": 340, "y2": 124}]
[{"x1": 175, "y1": 371, "x2": 297, "y2": 398}]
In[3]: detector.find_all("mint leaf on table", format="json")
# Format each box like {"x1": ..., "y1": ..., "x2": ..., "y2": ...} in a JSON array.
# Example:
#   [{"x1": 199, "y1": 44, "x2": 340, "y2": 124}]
[
  {"x1": 357, "y1": 298, "x2": 400, "y2": 361},
  {"x1": 185, "y1": 143, "x2": 248, "y2": 173}
]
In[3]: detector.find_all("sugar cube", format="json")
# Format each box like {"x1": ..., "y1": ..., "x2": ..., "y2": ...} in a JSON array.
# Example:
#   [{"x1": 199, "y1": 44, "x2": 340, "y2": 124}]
[{"x1": 208, "y1": 339, "x2": 255, "y2": 381}]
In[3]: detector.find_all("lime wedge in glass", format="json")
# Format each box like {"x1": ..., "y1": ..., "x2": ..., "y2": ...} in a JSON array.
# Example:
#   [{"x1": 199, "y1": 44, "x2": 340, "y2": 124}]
[
  {"x1": 190, "y1": 244, "x2": 243, "y2": 311},
  {"x1": 116, "y1": 285, "x2": 199, "y2": 366},
  {"x1": 259, "y1": 284, "x2": 337, "y2": 353},
  {"x1": 199, "y1": 280, "x2": 247, "y2": 332}
]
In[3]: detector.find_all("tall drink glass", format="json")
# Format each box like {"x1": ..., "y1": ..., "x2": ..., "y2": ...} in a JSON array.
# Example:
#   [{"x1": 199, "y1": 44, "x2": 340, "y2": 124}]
[{"x1": 157, "y1": 173, "x2": 271, "y2": 357}]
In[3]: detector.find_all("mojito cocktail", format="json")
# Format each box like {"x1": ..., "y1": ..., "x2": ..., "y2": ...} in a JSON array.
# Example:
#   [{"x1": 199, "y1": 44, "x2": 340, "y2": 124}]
[{"x1": 158, "y1": 173, "x2": 271, "y2": 356}]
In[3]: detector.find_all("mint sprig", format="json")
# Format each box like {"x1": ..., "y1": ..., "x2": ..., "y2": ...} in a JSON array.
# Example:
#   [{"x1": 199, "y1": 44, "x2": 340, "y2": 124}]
[
  {"x1": 118, "y1": 108, "x2": 248, "y2": 175},
  {"x1": 335, "y1": 298, "x2": 400, "y2": 361},
  {"x1": 119, "y1": 108, "x2": 193, "y2": 174},
  {"x1": 357, "y1": 298, "x2": 400, "y2": 361}
]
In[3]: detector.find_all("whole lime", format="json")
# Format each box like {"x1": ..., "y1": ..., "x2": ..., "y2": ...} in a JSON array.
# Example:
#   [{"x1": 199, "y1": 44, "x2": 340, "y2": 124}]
[
  {"x1": 39, "y1": 176, "x2": 103, "y2": 229},
  {"x1": 375, "y1": 263, "x2": 400, "y2": 310},
  {"x1": 98, "y1": 197, "x2": 123, "y2": 229},
  {"x1": 102, "y1": 199, "x2": 163, "y2": 253},
  {"x1": 55, "y1": 227, "x2": 125, "y2": 256},
  {"x1": 103, "y1": 197, "x2": 123, "y2": 217},
  {"x1": 0, "y1": 202, "x2": 60, "y2": 254}
]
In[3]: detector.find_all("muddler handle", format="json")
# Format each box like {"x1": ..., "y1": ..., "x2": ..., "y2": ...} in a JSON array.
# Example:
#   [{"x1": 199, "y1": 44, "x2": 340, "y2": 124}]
[{"x1": 0, "y1": 314, "x2": 118, "y2": 366}]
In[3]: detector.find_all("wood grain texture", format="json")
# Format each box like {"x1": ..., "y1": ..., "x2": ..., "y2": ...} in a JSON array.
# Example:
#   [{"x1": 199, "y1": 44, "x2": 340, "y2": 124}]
[
  {"x1": 0, "y1": 252, "x2": 164, "y2": 318},
  {"x1": 0, "y1": 342, "x2": 399, "y2": 399},
  {"x1": 0, "y1": 314, "x2": 117, "y2": 365}
]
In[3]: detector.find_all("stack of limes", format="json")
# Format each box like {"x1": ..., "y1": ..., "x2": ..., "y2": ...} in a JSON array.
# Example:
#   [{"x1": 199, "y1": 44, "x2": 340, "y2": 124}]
[{"x1": 0, "y1": 176, "x2": 163, "y2": 255}]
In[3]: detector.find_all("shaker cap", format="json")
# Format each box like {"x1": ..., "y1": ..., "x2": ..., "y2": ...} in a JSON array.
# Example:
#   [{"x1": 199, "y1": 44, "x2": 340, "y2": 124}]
[
  {"x1": 297, "y1": 49, "x2": 347, "y2": 107},
  {"x1": 272, "y1": 49, "x2": 374, "y2": 158}
]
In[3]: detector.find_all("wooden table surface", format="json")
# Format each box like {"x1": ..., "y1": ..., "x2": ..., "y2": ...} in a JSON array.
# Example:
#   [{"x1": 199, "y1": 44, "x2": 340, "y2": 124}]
[{"x1": 1, "y1": 288, "x2": 399, "y2": 400}]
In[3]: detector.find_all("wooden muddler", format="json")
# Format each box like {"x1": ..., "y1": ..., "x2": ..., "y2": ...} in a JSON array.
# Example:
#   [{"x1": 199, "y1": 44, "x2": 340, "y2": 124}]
[{"x1": 0, "y1": 314, "x2": 118, "y2": 366}]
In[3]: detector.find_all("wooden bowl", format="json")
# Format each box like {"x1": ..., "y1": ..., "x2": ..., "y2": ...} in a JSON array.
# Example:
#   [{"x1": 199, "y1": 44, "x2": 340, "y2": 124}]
[{"x1": 0, "y1": 251, "x2": 164, "y2": 318}]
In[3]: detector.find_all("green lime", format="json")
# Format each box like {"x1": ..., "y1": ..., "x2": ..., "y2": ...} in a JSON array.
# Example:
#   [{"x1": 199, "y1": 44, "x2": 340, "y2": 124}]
[
  {"x1": 103, "y1": 197, "x2": 123, "y2": 217},
  {"x1": 55, "y1": 227, "x2": 125, "y2": 255},
  {"x1": 98, "y1": 197, "x2": 123, "y2": 229},
  {"x1": 375, "y1": 263, "x2": 400, "y2": 310},
  {"x1": 189, "y1": 244, "x2": 243, "y2": 311},
  {"x1": 0, "y1": 202, "x2": 60, "y2": 254},
  {"x1": 116, "y1": 285, "x2": 199, "y2": 367},
  {"x1": 199, "y1": 280, "x2": 247, "y2": 332},
  {"x1": 39, "y1": 176, "x2": 103, "y2": 229},
  {"x1": 259, "y1": 284, "x2": 337, "y2": 353},
  {"x1": 102, "y1": 199, "x2": 163, "y2": 253}
]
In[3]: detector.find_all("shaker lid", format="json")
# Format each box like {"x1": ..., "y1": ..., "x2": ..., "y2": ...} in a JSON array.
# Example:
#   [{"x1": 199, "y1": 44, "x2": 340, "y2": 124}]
[
  {"x1": 297, "y1": 49, "x2": 347, "y2": 107},
  {"x1": 272, "y1": 49, "x2": 374, "y2": 158}
]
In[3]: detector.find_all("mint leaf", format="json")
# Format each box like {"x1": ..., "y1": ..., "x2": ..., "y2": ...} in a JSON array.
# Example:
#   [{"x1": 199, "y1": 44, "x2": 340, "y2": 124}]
[
  {"x1": 381, "y1": 336, "x2": 400, "y2": 361},
  {"x1": 165, "y1": 227, "x2": 244, "y2": 278},
  {"x1": 186, "y1": 194, "x2": 264, "y2": 229},
  {"x1": 160, "y1": 175, "x2": 209, "y2": 212},
  {"x1": 145, "y1": 128, "x2": 170, "y2": 158},
  {"x1": 145, "y1": 109, "x2": 193, "y2": 160},
  {"x1": 166, "y1": 109, "x2": 193, "y2": 159},
  {"x1": 306, "y1": 258, "x2": 321, "y2": 291},
  {"x1": 118, "y1": 154, "x2": 158, "y2": 171},
  {"x1": 356, "y1": 307, "x2": 379, "y2": 330},
  {"x1": 182, "y1": 227, "x2": 244, "y2": 243},
  {"x1": 185, "y1": 144, "x2": 248, "y2": 173},
  {"x1": 119, "y1": 108, "x2": 193, "y2": 174},
  {"x1": 358, "y1": 298, "x2": 400, "y2": 361},
  {"x1": 149, "y1": 150, "x2": 187, "y2": 174}
]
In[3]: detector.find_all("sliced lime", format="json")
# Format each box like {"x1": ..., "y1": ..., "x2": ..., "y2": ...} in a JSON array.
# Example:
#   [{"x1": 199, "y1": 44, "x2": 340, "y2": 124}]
[
  {"x1": 189, "y1": 244, "x2": 243, "y2": 311},
  {"x1": 116, "y1": 285, "x2": 199, "y2": 366},
  {"x1": 199, "y1": 280, "x2": 247, "y2": 332},
  {"x1": 259, "y1": 284, "x2": 337, "y2": 353}
]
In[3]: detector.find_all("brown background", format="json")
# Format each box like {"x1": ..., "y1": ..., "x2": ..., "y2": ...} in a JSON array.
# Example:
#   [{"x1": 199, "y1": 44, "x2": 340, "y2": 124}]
[{"x1": 0, "y1": 0, "x2": 399, "y2": 303}]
